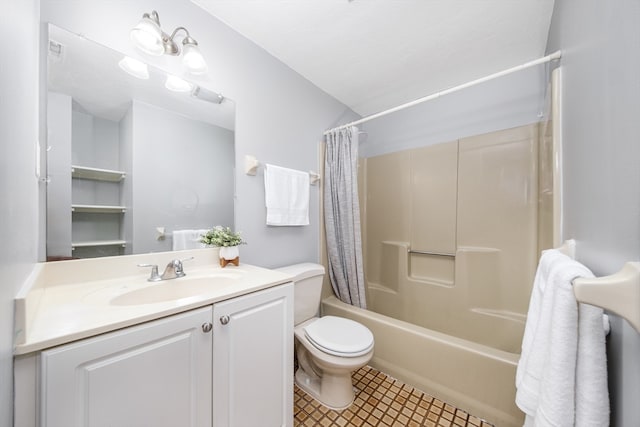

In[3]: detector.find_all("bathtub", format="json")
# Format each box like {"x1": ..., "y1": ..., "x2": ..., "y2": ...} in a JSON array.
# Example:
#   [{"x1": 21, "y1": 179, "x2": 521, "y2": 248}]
[{"x1": 321, "y1": 295, "x2": 525, "y2": 427}]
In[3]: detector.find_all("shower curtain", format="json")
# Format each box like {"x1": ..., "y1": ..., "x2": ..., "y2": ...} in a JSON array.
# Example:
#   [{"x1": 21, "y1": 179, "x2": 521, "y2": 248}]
[{"x1": 324, "y1": 126, "x2": 367, "y2": 309}]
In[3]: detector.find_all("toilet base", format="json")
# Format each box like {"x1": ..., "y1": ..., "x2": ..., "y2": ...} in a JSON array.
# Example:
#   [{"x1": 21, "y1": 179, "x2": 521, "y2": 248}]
[
  {"x1": 295, "y1": 367, "x2": 355, "y2": 410},
  {"x1": 293, "y1": 317, "x2": 374, "y2": 410}
]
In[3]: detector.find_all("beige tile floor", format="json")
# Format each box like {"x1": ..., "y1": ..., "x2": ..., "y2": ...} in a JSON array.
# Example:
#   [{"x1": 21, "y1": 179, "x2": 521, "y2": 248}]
[{"x1": 294, "y1": 365, "x2": 494, "y2": 427}]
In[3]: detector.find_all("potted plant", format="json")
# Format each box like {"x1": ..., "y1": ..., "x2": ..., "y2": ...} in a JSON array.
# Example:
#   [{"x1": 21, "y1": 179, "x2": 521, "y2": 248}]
[{"x1": 200, "y1": 226, "x2": 246, "y2": 267}]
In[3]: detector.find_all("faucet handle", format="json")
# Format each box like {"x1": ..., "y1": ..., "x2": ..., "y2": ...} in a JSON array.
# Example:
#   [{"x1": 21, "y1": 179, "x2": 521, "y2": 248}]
[
  {"x1": 138, "y1": 263, "x2": 161, "y2": 282},
  {"x1": 175, "y1": 256, "x2": 194, "y2": 277}
]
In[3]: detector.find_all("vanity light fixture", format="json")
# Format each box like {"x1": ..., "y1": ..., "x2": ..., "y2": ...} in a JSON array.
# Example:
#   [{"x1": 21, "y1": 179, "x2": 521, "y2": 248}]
[
  {"x1": 191, "y1": 86, "x2": 225, "y2": 104},
  {"x1": 165, "y1": 74, "x2": 194, "y2": 92},
  {"x1": 130, "y1": 10, "x2": 208, "y2": 75},
  {"x1": 118, "y1": 56, "x2": 150, "y2": 79}
]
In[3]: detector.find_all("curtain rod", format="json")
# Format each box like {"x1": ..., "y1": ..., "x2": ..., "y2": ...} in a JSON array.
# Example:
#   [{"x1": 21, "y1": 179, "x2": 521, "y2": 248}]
[{"x1": 324, "y1": 50, "x2": 562, "y2": 135}]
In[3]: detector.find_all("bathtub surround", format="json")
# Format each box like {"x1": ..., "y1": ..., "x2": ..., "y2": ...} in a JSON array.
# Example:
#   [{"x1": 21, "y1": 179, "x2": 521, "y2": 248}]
[
  {"x1": 321, "y1": 122, "x2": 553, "y2": 426},
  {"x1": 324, "y1": 127, "x2": 367, "y2": 309},
  {"x1": 361, "y1": 124, "x2": 548, "y2": 352}
]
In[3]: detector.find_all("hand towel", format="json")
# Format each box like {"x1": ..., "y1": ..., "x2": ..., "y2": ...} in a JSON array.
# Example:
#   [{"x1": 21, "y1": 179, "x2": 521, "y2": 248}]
[
  {"x1": 264, "y1": 164, "x2": 309, "y2": 226},
  {"x1": 172, "y1": 229, "x2": 208, "y2": 251},
  {"x1": 516, "y1": 249, "x2": 609, "y2": 426}
]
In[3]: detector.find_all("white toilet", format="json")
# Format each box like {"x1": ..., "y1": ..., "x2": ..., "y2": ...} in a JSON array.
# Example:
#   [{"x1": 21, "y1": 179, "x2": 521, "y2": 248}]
[{"x1": 277, "y1": 263, "x2": 374, "y2": 410}]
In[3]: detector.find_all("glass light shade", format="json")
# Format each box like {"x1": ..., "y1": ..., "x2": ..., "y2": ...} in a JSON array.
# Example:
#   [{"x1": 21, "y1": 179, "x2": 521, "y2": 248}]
[
  {"x1": 118, "y1": 56, "x2": 149, "y2": 79},
  {"x1": 165, "y1": 75, "x2": 194, "y2": 92},
  {"x1": 182, "y1": 43, "x2": 208, "y2": 74},
  {"x1": 130, "y1": 16, "x2": 164, "y2": 56}
]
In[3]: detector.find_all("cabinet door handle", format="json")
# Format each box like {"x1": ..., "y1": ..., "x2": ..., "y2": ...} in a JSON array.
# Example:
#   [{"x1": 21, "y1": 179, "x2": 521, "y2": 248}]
[
  {"x1": 220, "y1": 315, "x2": 230, "y2": 325},
  {"x1": 202, "y1": 322, "x2": 213, "y2": 333}
]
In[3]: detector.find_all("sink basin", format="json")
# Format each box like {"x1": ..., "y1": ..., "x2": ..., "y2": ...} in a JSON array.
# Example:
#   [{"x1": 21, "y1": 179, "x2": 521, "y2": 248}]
[
  {"x1": 112, "y1": 276, "x2": 239, "y2": 305},
  {"x1": 82, "y1": 272, "x2": 243, "y2": 306}
]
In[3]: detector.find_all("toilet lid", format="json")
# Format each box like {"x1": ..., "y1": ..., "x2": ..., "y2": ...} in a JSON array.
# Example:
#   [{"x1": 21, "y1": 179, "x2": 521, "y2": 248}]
[{"x1": 304, "y1": 316, "x2": 374, "y2": 357}]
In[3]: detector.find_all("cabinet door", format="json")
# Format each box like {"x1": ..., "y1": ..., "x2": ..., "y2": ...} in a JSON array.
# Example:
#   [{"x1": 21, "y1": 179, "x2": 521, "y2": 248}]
[
  {"x1": 41, "y1": 307, "x2": 213, "y2": 427},
  {"x1": 213, "y1": 283, "x2": 293, "y2": 427}
]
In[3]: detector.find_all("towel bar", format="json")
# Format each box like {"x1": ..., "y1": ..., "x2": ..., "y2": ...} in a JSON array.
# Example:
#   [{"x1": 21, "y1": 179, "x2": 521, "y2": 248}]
[
  {"x1": 558, "y1": 239, "x2": 640, "y2": 332},
  {"x1": 244, "y1": 155, "x2": 320, "y2": 185}
]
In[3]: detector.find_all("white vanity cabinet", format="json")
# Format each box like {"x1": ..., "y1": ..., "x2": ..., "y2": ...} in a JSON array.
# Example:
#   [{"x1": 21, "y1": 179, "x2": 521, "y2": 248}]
[
  {"x1": 18, "y1": 281, "x2": 294, "y2": 427},
  {"x1": 40, "y1": 306, "x2": 213, "y2": 427},
  {"x1": 213, "y1": 282, "x2": 294, "y2": 427}
]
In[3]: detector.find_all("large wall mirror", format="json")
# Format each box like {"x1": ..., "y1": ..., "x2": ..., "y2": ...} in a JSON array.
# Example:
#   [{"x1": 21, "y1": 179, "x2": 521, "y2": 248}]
[{"x1": 45, "y1": 24, "x2": 235, "y2": 260}]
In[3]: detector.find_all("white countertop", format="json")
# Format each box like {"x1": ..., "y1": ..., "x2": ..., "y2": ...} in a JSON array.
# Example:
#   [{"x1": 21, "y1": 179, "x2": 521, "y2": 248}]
[{"x1": 14, "y1": 248, "x2": 293, "y2": 355}]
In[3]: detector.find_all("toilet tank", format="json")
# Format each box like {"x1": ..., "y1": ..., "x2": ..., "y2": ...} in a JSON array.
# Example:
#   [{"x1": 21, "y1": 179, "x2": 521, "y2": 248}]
[{"x1": 276, "y1": 263, "x2": 325, "y2": 325}]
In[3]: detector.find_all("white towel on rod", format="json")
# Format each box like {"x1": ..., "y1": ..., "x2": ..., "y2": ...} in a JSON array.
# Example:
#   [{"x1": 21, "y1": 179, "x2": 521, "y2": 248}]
[
  {"x1": 172, "y1": 229, "x2": 208, "y2": 251},
  {"x1": 264, "y1": 164, "x2": 309, "y2": 226},
  {"x1": 516, "y1": 249, "x2": 609, "y2": 426}
]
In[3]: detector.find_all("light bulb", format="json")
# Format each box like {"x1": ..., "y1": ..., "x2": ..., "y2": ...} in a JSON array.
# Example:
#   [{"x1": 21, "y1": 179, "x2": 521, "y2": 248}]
[
  {"x1": 118, "y1": 56, "x2": 149, "y2": 79},
  {"x1": 165, "y1": 74, "x2": 194, "y2": 92},
  {"x1": 130, "y1": 15, "x2": 164, "y2": 56},
  {"x1": 182, "y1": 42, "x2": 208, "y2": 75}
]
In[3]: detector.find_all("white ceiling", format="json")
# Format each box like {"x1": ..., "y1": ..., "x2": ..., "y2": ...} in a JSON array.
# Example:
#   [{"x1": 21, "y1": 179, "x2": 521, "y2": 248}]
[{"x1": 193, "y1": 0, "x2": 555, "y2": 117}]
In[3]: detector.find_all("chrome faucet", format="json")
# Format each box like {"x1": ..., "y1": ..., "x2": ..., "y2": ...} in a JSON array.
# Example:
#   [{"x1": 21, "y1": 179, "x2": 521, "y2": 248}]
[
  {"x1": 161, "y1": 259, "x2": 186, "y2": 280},
  {"x1": 138, "y1": 257, "x2": 194, "y2": 282}
]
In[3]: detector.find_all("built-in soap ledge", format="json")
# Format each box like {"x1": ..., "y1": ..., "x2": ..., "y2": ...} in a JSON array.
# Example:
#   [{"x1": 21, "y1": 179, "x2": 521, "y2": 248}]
[{"x1": 558, "y1": 239, "x2": 640, "y2": 332}]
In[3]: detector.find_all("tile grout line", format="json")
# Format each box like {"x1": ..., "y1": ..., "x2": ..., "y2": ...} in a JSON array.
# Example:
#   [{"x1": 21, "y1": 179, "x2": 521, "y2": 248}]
[{"x1": 294, "y1": 365, "x2": 494, "y2": 427}]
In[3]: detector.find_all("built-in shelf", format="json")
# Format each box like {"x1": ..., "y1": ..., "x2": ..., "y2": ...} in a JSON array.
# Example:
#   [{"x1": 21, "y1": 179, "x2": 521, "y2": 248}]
[
  {"x1": 71, "y1": 204, "x2": 127, "y2": 214},
  {"x1": 71, "y1": 240, "x2": 127, "y2": 249},
  {"x1": 71, "y1": 165, "x2": 126, "y2": 182}
]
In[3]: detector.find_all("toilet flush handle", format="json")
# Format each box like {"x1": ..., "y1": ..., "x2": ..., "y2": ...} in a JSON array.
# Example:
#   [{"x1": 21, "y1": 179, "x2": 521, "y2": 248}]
[{"x1": 220, "y1": 315, "x2": 230, "y2": 325}]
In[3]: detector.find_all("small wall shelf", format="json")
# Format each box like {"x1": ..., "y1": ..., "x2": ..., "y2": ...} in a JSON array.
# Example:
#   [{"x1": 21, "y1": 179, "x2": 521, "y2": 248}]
[
  {"x1": 71, "y1": 165, "x2": 126, "y2": 182},
  {"x1": 71, "y1": 240, "x2": 127, "y2": 249},
  {"x1": 71, "y1": 204, "x2": 127, "y2": 214}
]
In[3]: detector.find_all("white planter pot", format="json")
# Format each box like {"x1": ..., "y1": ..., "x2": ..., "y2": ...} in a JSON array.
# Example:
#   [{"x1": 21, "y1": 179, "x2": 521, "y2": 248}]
[
  {"x1": 219, "y1": 246, "x2": 239, "y2": 261},
  {"x1": 220, "y1": 246, "x2": 240, "y2": 267}
]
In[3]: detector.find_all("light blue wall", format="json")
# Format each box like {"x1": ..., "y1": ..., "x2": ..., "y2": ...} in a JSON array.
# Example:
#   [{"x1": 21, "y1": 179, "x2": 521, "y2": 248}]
[
  {"x1": 0, "y1": 1, "x2": 40, "y2": 425},
  {"x1": 130, "y1": 100, "x2": 235, "y2": 253},
  {"x1": 546, "y1": 1, "x2": 640, "y2": 425},
  {"x1": 360, "y1": 61, "x2": 548, "y2": 158},
  {"x1": 40, "y1": 0, "x2": 359, "y2": 268}
]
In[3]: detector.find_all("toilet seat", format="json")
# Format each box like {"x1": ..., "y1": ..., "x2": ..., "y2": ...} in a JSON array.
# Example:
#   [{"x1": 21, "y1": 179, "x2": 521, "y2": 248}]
[{"x1": 304, "y1": 316, "x2": 374, "y2": 357}]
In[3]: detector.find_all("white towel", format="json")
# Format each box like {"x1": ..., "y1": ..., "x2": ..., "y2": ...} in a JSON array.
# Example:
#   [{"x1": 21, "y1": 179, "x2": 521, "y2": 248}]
[
  {"x1": 172, "y1": 229, "x2": 208, "y2": 251},
  {"x1": 264, "y1": 164, "x2": 309, "y2": 226},
  {"x1": 516, "y1": 249, "x2": 609, "y2": 426}
]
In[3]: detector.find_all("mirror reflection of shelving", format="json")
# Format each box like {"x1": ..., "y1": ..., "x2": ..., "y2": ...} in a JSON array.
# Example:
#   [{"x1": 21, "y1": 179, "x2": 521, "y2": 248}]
[
  {"x1": 46, "y1": 92, "x2": 131, "y2": 260},
  {"x1": 70, "y1": 106, "x2": 127, "y2": 258},
  {"x1": 71, "y1": 167, "x2": 126, "y2": 258}
]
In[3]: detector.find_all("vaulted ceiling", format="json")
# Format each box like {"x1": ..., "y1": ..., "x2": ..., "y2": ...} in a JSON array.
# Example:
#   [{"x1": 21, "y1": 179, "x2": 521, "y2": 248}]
[{"x1": 193, "y1": 0, "x2": 556, "y2": 116}]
